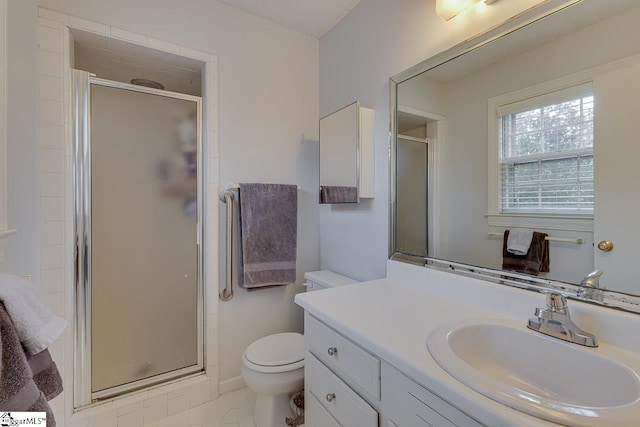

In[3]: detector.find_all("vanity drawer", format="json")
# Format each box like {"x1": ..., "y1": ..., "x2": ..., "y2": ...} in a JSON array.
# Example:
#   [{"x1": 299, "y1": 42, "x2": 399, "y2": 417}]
[
  {"x1": 382, "y1": 363, "x2": 484, "y2": 427},
  {"x1": 306, "y1": 391, "x2": 342, "y2": 427},
  {"x1": 306, "y1": 352, "x2": 378, "y2": 427},
  {"x1": 305, "y1": 314, "x2": 381, "y2": 400}
]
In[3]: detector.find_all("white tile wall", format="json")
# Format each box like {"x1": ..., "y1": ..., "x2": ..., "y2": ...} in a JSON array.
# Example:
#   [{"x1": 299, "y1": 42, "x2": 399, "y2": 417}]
[
  {"x1": 37, "y1": 8, "x2": 224, "y2": 427},
  {"x1": 38, "y1": 25, "x2": 64, "y2": 53},
  {"x1": 40, "y1": 123, "x2": 65, "y2": 149},
  {"x1": 40, "y1": 99, "x2": 64, "y2": 125}
]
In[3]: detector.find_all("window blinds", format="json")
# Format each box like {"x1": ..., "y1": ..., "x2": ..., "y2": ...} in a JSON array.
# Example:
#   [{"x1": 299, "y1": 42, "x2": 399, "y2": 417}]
[{"x1": 498, "y1": 83, "x2": 594, "y2": 214}]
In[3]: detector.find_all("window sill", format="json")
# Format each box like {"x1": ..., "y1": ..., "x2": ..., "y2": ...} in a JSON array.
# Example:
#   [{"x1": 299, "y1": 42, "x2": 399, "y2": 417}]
[{"x1": 486, "y1": 213, "x2": 593, "y2": 232}]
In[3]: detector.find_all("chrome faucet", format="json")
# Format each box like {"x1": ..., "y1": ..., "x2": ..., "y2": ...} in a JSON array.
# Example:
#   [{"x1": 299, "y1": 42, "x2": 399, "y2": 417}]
[
  {"x1": 527, "y1": 292, "x2": 598, "y2": 347},
  {"x1": 577, "y1": 269, "x2": 605, "y2": 302}
]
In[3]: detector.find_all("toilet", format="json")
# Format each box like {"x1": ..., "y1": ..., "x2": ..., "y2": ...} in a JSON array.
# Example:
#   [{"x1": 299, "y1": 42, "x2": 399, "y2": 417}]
[{"x1": 241, "y1": 270, "x2": 358, "y2": 427}]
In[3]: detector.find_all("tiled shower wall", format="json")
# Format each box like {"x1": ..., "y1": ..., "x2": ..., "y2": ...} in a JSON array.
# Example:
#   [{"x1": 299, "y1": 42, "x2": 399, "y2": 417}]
[{"x1": 37, "y1": 8, "x2": 221, "y2": 426}]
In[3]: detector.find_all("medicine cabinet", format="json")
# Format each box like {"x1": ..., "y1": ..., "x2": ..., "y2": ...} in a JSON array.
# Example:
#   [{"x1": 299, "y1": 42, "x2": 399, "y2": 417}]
[{"x1": 319, "y1": 101, "x2": 374, "y2": 204}]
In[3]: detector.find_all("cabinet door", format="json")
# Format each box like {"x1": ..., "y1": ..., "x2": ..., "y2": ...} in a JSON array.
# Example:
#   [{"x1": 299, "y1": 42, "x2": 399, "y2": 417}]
[
  {"x1": 320, "y1": 102, "x2": 359, "y2": 190},
  {"x1": 306, "y1": 392, "x2": 342, "y2": 427},
  {"x1": 307, "y1": 353, "x2": 378, "y2": 427},
  {"x1": 319, "y1": 101, "x2": 375, "y2": 203},
  {"x1": 382, "y1": 363, "x2": 484, "y2": 427},
  {"x1": 593, "y1": 62, "x2": 640, "y2": 293},
  {"x1": 306, "y1": 314, "x2": 381, "y2": 400}
]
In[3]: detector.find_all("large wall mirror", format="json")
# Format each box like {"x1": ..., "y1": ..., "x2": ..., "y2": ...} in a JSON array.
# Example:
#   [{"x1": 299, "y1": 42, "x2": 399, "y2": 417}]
[{"x1": 390, "y1": 0, "x2": 640, "y2": 311}]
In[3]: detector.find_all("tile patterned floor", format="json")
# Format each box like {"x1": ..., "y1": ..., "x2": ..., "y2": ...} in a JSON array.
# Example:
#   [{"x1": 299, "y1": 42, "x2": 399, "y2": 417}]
[{"x1": 146, "y1": 388, "x2": 257, "y2": 427}]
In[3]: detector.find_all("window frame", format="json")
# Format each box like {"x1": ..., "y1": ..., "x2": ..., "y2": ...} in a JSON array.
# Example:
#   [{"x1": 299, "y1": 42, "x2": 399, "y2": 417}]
[
  {"x1": 487, "y1": 74, "x2": 595, "y2": 232},
  {"x1": 498, "y1": 83, "x2": 594, "y2": 215}
]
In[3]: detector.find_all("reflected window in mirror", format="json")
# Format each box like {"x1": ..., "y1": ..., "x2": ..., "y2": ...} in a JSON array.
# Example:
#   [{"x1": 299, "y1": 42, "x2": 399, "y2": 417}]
[
  {"x1": 495, "y1": 83, "x2": 594, "y2": 217},
  {"x1": 390, "y1": 0, "x2": 640, "y2": 302}
]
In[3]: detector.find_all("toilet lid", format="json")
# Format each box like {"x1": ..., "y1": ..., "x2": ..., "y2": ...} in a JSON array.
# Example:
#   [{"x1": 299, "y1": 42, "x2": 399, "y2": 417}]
[{"x1": 244, "y1": 332, "x2": 304, "y2": 367}]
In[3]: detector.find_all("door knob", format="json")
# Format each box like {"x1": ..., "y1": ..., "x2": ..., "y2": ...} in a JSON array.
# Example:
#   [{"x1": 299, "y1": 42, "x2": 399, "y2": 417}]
[{"x1": 597, "y1": 240, "x2": 614, "y2": 252}]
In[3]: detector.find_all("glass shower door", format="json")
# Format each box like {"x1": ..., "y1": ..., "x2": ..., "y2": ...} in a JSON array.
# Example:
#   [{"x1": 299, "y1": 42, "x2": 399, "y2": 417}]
[
  {"x1": 396, "y1": 136, "x2": 429, "y2": 257},
  {"x1": 74, "y1": 72, "x2": 203, "y2": 402}
]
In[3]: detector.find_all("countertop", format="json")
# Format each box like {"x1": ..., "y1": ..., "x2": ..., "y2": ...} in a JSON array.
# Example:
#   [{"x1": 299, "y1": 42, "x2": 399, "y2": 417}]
[{"x1": 294, "y1": 260, "x2": 640, "y2": 427}]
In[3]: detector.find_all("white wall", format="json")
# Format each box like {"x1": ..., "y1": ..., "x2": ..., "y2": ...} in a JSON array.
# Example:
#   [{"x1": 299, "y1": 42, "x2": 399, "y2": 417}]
[
  {"x1": 0, "y1": 0, "x2": 6, "y2": 234},
  {"x1": 318, "y1": 0, "x2": 548, "y2": 280},
  {"x1": 2, "y1": 0, "x2": 40, "y2": 279},
  {"x1": 36, "y1": 0, "x2": 320, "y2": 387},
  {"x1": 5, "y1": 0, "x2": 319, "y2": 419}
]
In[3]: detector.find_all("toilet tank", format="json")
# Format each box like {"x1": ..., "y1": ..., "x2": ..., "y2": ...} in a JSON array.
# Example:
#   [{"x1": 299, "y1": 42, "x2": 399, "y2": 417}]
[{"x1": 303, "y1": 270, "x2": 358, "y2": 292}]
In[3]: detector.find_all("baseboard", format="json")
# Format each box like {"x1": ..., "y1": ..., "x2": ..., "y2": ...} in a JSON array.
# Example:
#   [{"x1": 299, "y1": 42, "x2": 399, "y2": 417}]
[{"x1": 219, "y1": 375, "x2": 246, "y2": 394}]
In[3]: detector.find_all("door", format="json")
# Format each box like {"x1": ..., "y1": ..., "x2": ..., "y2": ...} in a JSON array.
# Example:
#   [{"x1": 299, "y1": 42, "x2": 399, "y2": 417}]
[
  {"x1": 593, "y1": 62, "x2": 640, "y2": 294},
  {"x1": 73, "y1": 71, "x2": 204, "y2": 404},
  {"x1": 396, "y1": 136, "x2": 429, "y2": 256}
]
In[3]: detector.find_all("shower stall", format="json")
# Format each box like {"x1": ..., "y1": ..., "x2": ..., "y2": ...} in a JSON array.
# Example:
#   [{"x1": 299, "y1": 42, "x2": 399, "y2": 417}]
[{"x1": 72, "y1": 70, "x2": 204, "y2": 406}]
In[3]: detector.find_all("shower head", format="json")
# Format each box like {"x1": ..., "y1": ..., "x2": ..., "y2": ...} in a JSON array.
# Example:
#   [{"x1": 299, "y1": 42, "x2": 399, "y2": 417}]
[{"x1": 130, "y1": 78, "x2": 165, "y2": 90}]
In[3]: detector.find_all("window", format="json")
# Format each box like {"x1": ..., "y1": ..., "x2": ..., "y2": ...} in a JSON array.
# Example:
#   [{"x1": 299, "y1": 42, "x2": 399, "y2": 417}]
[{"x1": 497, "y1": 83, "x2": 594, "y2": 215}]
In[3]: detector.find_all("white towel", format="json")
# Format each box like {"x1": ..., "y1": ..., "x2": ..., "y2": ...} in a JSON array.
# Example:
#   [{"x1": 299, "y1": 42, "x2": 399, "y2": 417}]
[
  {"x1": 507, "y1": 228, "x2": 534, "y2": 255},
  {"x1": 0, "y1": 275, "x2": 68, "y2": 355}
]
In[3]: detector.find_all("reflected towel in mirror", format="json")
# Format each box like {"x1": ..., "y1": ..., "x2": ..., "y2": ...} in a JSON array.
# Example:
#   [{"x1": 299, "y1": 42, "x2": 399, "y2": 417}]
[
  {"x1": 320, "y1": 186, "x2": 357, "y2": 203},
  {"x1": 506, "y1": 228, "x2": 534, "y2": 255},
  {"x1": 502, "y1": 230, "x2": 549, "y2": 276}
]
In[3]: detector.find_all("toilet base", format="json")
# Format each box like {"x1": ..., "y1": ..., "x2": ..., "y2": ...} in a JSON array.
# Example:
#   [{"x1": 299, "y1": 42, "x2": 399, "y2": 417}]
[{"x1": 254, "y1": 393, "x2": 294, "y2": 427}]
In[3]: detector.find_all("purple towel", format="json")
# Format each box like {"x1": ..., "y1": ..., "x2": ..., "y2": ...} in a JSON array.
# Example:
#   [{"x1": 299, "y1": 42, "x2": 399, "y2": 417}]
[
  {"x1": 0, "y1": 303, "x2": 57, "y2": 426},
  {"x1": 239, "y1": 183, "x2": 297, "y2": 289},
  {"x1": 28, "y1": 349, "x2": 63, "y2": 401},
  {"x1": 320, "y1": 186, "x2": 358, "y2": 204}
]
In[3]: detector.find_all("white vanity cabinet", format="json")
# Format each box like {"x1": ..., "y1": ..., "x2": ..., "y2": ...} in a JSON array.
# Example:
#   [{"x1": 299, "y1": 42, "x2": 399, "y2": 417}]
[
  {"x1": 304, "y1": 313, "x2": 380, "y2": 426},
  {"x1": 306, "y1": 391, "x2": 342, "y2": 427},
  {"x1": 304, "y1": 312, "x2": 485, "y2": 427},
  {"x1": 381, "y1": 362, "x2": 485, "y2": 427}
]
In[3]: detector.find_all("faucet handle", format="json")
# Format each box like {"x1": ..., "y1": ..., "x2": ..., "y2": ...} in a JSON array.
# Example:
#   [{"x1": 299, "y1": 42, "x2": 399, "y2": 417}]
[
  {"x1": 583, "y1": 269, "x2": 603, "y2": 283},
  {"x1": 546, "y1": 292, "x2": 568, "y2": 314}
]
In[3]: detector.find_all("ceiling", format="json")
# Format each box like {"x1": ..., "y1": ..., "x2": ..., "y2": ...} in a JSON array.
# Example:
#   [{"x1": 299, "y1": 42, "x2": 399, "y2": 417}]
[
  {"x1": 71, "y1": 0, "x2": 365, "y2": 95},
  {"x1": 410, "y1": 0, "x2": 640, "y2": 84},
  {"x1": 217, "y1": 0, "x2": 363, "y2": 38},
  {"x1": 73, "y1": 29, "x2": 204, "y2": 96}
]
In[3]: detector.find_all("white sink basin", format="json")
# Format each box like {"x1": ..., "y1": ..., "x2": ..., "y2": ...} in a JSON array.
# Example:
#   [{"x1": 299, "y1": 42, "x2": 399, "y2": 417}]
[{"x1": 427, "y1": 319, "x2": 640, "y2": 426}]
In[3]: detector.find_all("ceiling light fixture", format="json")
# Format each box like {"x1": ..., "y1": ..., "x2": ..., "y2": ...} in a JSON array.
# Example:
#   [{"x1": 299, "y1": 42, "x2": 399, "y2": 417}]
[{"x1": 436, "y1": 0, "x2": 498, "y2": 20}]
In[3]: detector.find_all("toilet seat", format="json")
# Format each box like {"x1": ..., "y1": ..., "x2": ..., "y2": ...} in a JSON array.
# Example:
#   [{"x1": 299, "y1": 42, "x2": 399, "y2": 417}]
[{"x1": 243, "y1": 332, "x2": 304, "y2": 373}]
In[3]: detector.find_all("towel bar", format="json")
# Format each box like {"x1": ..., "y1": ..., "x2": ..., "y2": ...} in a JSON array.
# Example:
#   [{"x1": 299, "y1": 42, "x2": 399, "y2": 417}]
[
  {"x1": 226, "y1": 183, "x2": 301, "y2": 190},
  {"x1": 218, "y1": 184, "x2": 299, "y2": 301},
  {"x1": 219, "y1": 190, "x2": 235, "y2": 301},
  {"x1": 488, "y1": 231, "x2": 584, "y2": 244}
]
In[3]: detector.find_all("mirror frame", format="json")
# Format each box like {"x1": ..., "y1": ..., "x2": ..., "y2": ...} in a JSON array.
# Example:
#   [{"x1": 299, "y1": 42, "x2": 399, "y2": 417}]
[{"x1": 388, "y1": 0, "x2": 640, "y2": 314}]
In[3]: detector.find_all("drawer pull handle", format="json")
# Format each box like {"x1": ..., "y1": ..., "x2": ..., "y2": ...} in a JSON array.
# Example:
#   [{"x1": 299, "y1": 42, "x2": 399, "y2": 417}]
[
  {"x1": 325, "y1": 393, "x2": 336, "y2": 403},
  {"x1": 327, "y1": 347, "x2": 338, "y2": 356}
]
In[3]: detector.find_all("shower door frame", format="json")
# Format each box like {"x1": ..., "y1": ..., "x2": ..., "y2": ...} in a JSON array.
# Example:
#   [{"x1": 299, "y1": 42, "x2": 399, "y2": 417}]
[{"x1": 72, "y1": 70, "x2": 205, "y2": 407}]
